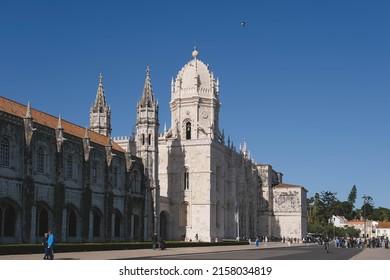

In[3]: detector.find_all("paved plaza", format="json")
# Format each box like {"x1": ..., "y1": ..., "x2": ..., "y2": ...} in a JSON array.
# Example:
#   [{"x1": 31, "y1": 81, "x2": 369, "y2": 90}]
[{"x1": 0, "y1": 242, "x2": 389, "y2": 260}]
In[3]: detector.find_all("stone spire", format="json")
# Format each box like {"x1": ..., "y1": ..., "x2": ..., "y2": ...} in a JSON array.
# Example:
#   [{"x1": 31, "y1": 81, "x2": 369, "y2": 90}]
[
  {"x1": 242, "y1": 139, "x2": 248, "y2": 158},
  {"x1": 55, "y1": 114, "x2": 65, "y2": 152},
  {"x1": 82, "y1": 127, "x2": 91, "y2": 161},
  {"x1": 92, "y1": 73, "x2": 108, "y2": 112},
  {"x1": 136, "y1": 66, "x2": 160, "y2": 239},
  {"x1": 139, "y1": 66, "x2": 155, "y2": 108},
  {"x1": 25, "y1": 101, "x2": 32, "y2": 118},
  {"x1": 90, "y1": 73, "x2": 112, "y2": 136},
  {"x1": 23, "y1": 101, "x2": 34, "y2": 147},
  {"x1": 57, "y1": 114, "x2": 63, "y2": 129}
]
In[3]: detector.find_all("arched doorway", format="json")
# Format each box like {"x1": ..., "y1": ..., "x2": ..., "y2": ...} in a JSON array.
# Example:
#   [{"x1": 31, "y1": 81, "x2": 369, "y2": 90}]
[
  {"x1": 160, "y1": 211, "x2": 168, "y2": 239},
  {"x1": 3, "y1": 205, "x2": 16, "y2": 237},
  {"x1": 113, "y1": 210, "x2": 122, "y2": 239},
  {"x1": 37, "y1": 208, "x2": 49, "y2": 237},
  {"x1": 92, "y1": 208, "x2": 103, "y2": 241},
  {"x1": 68, "y1": 209, "x2": 77, "y2": 237},
  {"x1": 0, "y1": 198, "x2": 20, "y2": 243},
  {"x1": 133, "y1": 215, "x2": 141, "y2": 241}
]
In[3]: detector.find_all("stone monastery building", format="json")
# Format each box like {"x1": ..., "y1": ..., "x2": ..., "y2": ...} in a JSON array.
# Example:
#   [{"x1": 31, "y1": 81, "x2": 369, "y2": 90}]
[{"x1": 0, "y1": 49, "x2": 307, "y2": 244}]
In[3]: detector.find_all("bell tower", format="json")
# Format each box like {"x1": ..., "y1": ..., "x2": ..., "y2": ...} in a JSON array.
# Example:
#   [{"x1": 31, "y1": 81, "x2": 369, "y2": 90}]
[
  {"x1": 170, "y1": 49, "x2": 220, "y2": 141},
  {"x1": 136, "y1": 67, "x2": 160, "y2": 238},
  {"x1": 90, "y1": 73, "x2": 112, "y2": 136}
]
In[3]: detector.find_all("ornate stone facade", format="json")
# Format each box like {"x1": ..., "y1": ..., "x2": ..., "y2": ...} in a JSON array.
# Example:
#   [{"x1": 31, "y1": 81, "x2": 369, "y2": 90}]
[
  {"x1": 120, "y1": 49, "x2": 308, "y2": 242},
  {"x1": 0, "y1": 86, "x2": 152, "y2": 244},
  {"x1": 0, "y1": 49, "x2": 307, "y2": 244}
]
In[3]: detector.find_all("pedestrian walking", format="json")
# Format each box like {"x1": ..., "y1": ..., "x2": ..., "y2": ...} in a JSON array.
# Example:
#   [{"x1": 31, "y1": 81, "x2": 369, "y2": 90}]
[
  {"x1": 42, "y1": 232, "x2": 49, "y2": 260},
  {"x1": 255, "y1": 236, "x2": 260, "y2": 247},
  {"x1": 159, "y1": 238, "x2": 165, "y2": 250},
  {"x1": 324, "y1": 236, "x2": 330, "y2": 253},
  {"x1": 47, "y1": 230, "x2": 55, "y2": 260}
]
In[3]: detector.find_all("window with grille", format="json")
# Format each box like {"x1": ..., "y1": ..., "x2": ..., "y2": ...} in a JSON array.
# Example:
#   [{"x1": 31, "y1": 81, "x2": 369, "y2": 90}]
[
  {"x1": 0, "y1": 138, "x2": 9, "y2": 166},
  {"x1": 66, "y1": 155, "x2": 73, "y2": 178},
  {"x1": 184, "y1": 169, "x2": 189, "y2": 190},
  {"x1": 91, "y1": 161, "x2": 98, "y2": 183},
  {"x1": 37, "y1": 146, "x2": 44, "y2": 173},
  {"x1": 186, "y1": 122, "x2": 191, "y2": 139},
  {"x1": 113, "y1": 167, "x2": 118, "y2": 188}
]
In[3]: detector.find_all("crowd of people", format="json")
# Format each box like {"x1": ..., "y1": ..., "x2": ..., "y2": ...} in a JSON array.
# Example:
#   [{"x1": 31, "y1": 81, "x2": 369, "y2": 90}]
[{"x1": 335, "y1": 236, "x2": 389, "y2": 249}]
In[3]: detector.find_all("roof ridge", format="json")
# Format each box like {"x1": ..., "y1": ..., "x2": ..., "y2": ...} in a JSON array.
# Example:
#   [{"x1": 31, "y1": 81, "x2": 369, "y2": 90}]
[{"x1": 0, "y1": 96, "x2": 124, "y2": 153}]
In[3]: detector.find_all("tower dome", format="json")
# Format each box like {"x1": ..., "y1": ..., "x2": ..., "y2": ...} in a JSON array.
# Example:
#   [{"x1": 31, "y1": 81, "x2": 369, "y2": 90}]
[
  {"x1": 170, "y1": 49, "x2": 221, "y2": 142},
  {"x1": 174, "y1": 49, "x2": 217, "y2": 97}
]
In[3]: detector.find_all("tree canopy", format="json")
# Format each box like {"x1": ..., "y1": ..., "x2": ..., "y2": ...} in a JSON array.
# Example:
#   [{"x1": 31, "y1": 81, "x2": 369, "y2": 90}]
[{"x1": 306, "y1": 185, "x2": 390, "y2": 237}]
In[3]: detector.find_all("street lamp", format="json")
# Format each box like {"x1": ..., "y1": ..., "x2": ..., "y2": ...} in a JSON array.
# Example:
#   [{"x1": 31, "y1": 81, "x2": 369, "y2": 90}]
[
  {"x1": 362, "y1": 195, "x2": 368, "y2": 238},
  {"x1": 332, "y1": 216, "x2": 336, "y2": 239},
  {"x1": 235, "y1": 201, "x2": 240, "y2": 241}
]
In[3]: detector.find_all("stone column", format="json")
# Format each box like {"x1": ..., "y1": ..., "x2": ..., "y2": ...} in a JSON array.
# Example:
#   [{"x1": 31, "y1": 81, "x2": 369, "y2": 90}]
[
  {"x1": 130, "y1": 214, "x2": 134, "y2": 241},
  {"x1": 89, "y1": 210, "x2": 93, "y2": 241},
  {"x1": 29, "y1": 204, "x2": 37, "y2": 243},
  {"x1": 111, "y1": 212, "x2": 115, "y2": 240},
  {"x1": 61, "y1": 209, "x2": 67, "y2": 242}
]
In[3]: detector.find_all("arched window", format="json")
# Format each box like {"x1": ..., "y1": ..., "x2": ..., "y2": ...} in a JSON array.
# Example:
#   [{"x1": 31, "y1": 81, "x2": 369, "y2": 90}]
[
  {"x1": 0, "y1": 137, "x2": 9, "y2": 166},
  {"x1": 66, "y1": 155, "x2": 73, "y2": 179},
  {"x1": 113, "y1": 167, "x2": 118, "y2": 188},
  {"x1": 37, "y1": 146, "x2": 45, "y2": 173},
  {"x1": 4, "y1": 205, "x2": 16, "y2": 237},
  {"x1": 93, "y1": 210, "x2": 101, "y2": 237},
  {"x1": 91, "y1": 161, "x2": 98, "y2": 183},
  {"x1": 132, "y1": 171, "x2": 141, "y2": 193},
  {"x1": 37, "y1": 208, "x2": 49, "y2": 237},
  {"x1": 142, "y1": 134, "x2": 145, "y2": 145},
  {"x1": 160, "y1": 211, "x2": 168, "y2": 239},
  {"x1": 133, "y1": 215, "x2": 141, "y2": 241},
  {"x1": 68, "y1": 210, "x2": 77, "y2": 237},
  {"x1": 114, "y1": 212, "x2": 121, "y2": 237},
  {"x1": 186, "y1": 122, "x2": 191, "y2": 140},
  {"x1": 183, "y1": 168, "x2": 189, "y2": 190},
  {"x1": 36, "y1": 206, "x2": 49, "y2": 237}
]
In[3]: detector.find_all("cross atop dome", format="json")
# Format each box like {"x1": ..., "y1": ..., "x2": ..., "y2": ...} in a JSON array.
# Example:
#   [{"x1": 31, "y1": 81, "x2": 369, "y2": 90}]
[{"x1": 192, "y1": 47, "x2": 199, "y2": 59}]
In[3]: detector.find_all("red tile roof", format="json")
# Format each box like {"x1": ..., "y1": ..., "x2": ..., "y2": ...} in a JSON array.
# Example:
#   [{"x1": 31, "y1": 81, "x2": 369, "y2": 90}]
[
  {"x1": 346, "y1": 220, "x2": 365, "y2": 225},
  {"x1": 0, "y1": 96, "x2": 124, "y2": 152},
  {"x1": 377, "y1": 221, "x2": 390, "y2": 228}
]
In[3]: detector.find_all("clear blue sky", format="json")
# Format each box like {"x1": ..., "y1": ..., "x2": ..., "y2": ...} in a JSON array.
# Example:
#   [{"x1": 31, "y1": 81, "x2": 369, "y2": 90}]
[{"x1": 1, "y1": 0, "x2": 389, "y2": 209}]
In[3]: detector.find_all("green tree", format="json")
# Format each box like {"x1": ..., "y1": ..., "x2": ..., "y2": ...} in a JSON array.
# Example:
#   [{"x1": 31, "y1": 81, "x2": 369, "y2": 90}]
[
  {"x1": 308, "y1": 193, "x2": 322, "y2": 223},
  {"x1": 347, "y1": 185, "x2": 357, "y2": 208},
  {"x1": 370, "y1": 207, "x2": 390, "y2": 221},
  {"x1": 345, "y1": 226, "x2": 361, "y2": 238},
  {"x1": 307, "y1": 222, "x2": 325, "y2": 235},
  {"x1": 362, "y1": 195, "x2": 374, "y2": 219},
  {"x1": 332, "y1": 201, "x2": 353, "y2": 220},
  {"x1": 307, "y1": 197, "x2": 315, "y2": 223},
  {"x1": 319, "y1": 191, "x2": 338, "y2": 223}
]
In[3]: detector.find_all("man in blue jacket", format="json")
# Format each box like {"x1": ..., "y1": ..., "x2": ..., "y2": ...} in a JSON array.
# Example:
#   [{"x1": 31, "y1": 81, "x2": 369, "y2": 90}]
[{"x1": 47, "y1": 230, "x2": 56, "y2": 260}]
